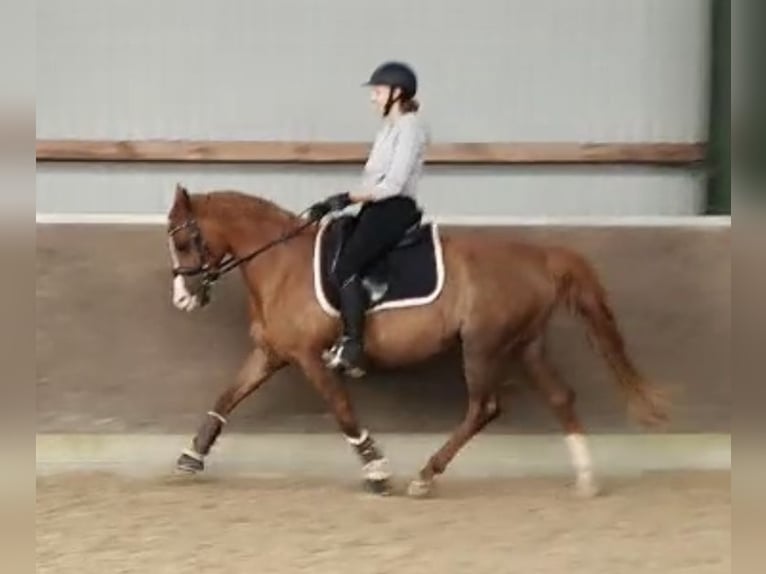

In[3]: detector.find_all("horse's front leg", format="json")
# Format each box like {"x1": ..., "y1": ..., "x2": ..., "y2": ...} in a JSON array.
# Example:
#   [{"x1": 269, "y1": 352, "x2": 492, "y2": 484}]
[
  {"x1": 176, "y1": 347, "x2": 285, "y2": 473},
  {"x1": 296, "y1": 352, "x2": 392, "y2": 495}
]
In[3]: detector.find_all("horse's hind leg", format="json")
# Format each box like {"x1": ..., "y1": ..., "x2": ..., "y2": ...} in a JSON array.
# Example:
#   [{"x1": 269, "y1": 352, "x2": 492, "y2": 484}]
[
  {"x1": 522, "y1": 336, "x2": 599, "y2": 498},
  {"x1": 408, "y1": 346, "x2": 503, "y2": 498},
  {"x1": 176, "y1": 347, "x2": 285, "y2": 474}
]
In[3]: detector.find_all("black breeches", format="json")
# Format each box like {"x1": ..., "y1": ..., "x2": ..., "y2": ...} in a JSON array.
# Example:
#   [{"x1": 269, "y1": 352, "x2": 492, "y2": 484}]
[{"x1": 333, "y1": 196, "x2": 422, "y2": 285}]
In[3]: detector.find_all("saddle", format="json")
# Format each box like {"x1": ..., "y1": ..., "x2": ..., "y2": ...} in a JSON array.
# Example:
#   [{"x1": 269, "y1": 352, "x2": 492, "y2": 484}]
[
  {"x1": 328, "y1": 214, "x2": 428, "y2": 304},
  {"x1": 314, "y1": 214, "x2": 445, "y2": 315}
]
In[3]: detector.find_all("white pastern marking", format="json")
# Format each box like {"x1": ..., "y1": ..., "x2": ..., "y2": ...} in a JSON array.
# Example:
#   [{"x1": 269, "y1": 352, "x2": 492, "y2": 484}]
[{"x1": 565, "y1": 433, "x2": 595, "y2": 489}]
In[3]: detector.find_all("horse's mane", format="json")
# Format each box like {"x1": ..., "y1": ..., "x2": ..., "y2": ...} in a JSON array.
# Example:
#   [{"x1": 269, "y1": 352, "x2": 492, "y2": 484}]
[{"x1": 196, "y1": 190, "x2": 299, "y2": 227}]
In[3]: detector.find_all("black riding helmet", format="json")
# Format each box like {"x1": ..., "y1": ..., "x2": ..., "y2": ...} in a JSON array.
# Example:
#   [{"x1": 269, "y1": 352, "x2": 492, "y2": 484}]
[{"x1": 363, "y1": 61, "x2": 418, "y2": 116}]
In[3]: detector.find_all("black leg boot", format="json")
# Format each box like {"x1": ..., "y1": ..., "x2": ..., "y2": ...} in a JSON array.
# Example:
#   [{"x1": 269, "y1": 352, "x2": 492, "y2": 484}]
[{"x1": 323, "y1": 275, "x2": 368, "y2": 377}]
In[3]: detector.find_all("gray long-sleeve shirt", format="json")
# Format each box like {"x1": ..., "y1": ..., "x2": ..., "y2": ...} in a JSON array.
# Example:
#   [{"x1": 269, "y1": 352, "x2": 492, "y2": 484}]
[{"x1": 360, "y1": 112, "x2": 430, "y2": 201}]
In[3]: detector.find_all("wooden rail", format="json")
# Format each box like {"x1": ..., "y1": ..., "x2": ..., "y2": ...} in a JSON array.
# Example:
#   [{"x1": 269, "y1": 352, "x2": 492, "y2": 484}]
[{"x1": 36, "y1": 139, "x2": 706, "y2": 165}]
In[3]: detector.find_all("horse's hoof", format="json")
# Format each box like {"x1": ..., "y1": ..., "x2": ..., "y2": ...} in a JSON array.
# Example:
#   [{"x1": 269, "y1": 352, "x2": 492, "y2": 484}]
[
  {"x1": 176, "y1": 451, "x2": 204, "y2": 474},
  {"x1": 407, "y1": 478, "x2": 433, "y2": 499},
  {"x1": 365, "y1": 478, "x2": 392, "y2": 496},
  {"x1": 575, "y1": 478, "x2": 601, "y2": 499}
]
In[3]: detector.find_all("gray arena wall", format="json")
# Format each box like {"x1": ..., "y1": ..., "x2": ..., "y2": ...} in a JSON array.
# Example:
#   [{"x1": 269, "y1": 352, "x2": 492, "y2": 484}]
[{"x1": 36, "y1": 0, "x2": 729, "y2": 477}]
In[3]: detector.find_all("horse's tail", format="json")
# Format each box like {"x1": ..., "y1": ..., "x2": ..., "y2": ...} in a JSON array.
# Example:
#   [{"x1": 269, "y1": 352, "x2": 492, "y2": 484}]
[{"x1": 546, "y1": 247, "x2": 669, "y2": 428}]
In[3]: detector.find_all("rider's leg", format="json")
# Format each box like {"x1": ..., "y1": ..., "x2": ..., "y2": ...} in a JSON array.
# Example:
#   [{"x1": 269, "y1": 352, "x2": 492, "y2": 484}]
[
  {"x1": 324, "y1": 196, "x2": 421, "y2": 375},
  {"x1": 324, "y1": 273, "x2": 368, "y2": 376}
]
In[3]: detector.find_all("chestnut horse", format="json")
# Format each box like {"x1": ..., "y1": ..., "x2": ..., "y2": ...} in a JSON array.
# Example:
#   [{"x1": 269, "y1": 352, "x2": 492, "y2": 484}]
[{"x1": 166, "y1": 184, "x2": 667, "y2": 497}]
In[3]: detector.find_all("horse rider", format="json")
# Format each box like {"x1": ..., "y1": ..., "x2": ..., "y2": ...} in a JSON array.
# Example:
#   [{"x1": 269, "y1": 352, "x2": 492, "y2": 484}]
[{"x1": 319, "y1": 60, "x2": 430, "y2": 376}]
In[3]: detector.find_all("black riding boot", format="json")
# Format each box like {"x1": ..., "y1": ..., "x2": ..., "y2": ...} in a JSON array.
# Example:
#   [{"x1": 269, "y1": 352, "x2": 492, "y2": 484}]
[{"x1": 323, "y1": 276, "x2": 368, "y2": 377}]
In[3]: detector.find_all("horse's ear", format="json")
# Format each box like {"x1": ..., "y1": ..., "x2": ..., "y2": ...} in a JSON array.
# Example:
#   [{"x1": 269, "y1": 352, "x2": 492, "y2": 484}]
[{"x1": 174, "y1": 183, "x2": 191, "y2": 212}]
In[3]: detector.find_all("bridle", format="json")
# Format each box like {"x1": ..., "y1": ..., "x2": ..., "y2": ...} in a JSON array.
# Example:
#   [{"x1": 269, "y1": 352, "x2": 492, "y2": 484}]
[{"x1": 168, "y1": 206, "x2": 318, "y2": 307}]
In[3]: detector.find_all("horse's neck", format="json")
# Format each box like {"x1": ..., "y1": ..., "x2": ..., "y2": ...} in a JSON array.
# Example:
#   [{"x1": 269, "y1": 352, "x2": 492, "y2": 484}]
[
  {"x1": 216, "y1": 203, "x2": 305, "y2": 318},
  {"x1": 212, "y1": 197, "x2": 296, "y2": 256},
  {"x1": 229, "y1": 217, "x2": 292, "y2": 257}
]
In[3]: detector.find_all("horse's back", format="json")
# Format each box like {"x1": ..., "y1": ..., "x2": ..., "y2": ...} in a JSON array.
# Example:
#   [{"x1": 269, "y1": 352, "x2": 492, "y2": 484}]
[
  {"x1": 436, "y1": 228, "x2": 562, "y2": 336},
  {"x1": 442, "y1": 228, "x2": 555, "y2": 285}
]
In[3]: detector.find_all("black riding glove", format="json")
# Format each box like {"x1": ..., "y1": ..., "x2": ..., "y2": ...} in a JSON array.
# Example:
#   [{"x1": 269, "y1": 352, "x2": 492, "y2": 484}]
[
  {"x1": 325, "y1": 192, "x2": 352, "y2": 212},
  {"x1": 306, "y1": 201, "x2": 332, "y2": 221}
]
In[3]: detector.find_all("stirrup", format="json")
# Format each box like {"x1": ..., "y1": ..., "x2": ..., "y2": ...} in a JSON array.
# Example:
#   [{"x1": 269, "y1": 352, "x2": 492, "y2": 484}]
[{"x1": 322, "y1": 338, "x2": 367, "y2": 378}]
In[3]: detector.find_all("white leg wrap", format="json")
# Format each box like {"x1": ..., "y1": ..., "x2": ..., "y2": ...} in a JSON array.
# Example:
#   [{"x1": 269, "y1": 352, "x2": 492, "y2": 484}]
[
  {"x1": 345, "y1": 429, "x2": 369, "y2": 446},
  {"x1": 362, "y1": 458, "x2": 391, "y2": 481},
  {"x1": 207, "y1": 411, "x2": 228, "y2": 425},
  {"x1": 181, "y1": 447, "x2": 205, "y2": 462}
]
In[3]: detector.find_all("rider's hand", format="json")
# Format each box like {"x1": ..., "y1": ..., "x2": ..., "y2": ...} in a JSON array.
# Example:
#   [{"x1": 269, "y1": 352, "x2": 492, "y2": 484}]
[
  {"x1": 349, "y1": 192, "x2": 375, "y2": 203},
  {"x1": 305, "y1": 201, "x2": 332, "y2": 221},
  {"x1": 325, "y1": 192, "x2": 353, "y2": 212}
]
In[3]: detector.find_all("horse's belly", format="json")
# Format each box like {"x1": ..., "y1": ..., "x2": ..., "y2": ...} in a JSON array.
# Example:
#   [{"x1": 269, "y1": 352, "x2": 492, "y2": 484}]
[{"x1": 365, "y1": 308, "x2": 457, "y2": 366}]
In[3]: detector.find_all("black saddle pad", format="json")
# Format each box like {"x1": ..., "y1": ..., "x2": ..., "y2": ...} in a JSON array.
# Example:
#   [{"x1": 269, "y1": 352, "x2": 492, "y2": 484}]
[{"x1": 313, "y1": 214, "x2": 445, "y2": 315}]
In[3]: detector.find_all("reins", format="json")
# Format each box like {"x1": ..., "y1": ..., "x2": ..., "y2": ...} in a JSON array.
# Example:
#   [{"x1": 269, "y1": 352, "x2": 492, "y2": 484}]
[
  {"x1": 212, "y1": 208, "x2": 317, "y2": 279},
  {"x1": 169, "y1": 202, "x2": 325, "y2": 306}
]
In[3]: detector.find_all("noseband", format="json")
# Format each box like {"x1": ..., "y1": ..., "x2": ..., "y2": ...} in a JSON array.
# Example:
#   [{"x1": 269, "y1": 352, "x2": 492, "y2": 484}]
[
  {"x1": 168, "y1": 217, "x2": 226, "y2": 306},
  {"x1": 168, "y1": 207, "x2": 318, "y2": 307}
]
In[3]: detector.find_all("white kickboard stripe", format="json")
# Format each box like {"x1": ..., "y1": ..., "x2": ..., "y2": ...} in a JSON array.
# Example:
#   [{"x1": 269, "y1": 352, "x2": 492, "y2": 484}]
[{"x1": 36, "y1": 212, "x2": 732, "y2": 228}]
